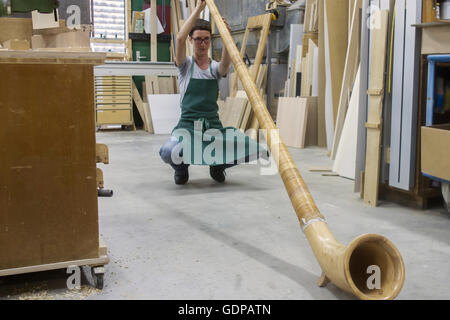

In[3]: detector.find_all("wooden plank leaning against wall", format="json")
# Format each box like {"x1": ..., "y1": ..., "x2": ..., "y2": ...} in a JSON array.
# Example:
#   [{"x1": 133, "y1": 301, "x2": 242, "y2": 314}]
[{"x1": 363, "y1": 10, "x2": 389, "y2": 207}]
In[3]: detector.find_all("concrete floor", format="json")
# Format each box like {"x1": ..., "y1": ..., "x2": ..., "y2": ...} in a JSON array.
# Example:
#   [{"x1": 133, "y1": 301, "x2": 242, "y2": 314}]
[{"x1": 1, "y1": 131, "x2": 450, "y2": 300}]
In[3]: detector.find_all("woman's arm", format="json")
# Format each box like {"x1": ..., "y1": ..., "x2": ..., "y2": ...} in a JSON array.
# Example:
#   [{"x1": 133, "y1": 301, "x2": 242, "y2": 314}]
[
  {"x1": 218, "y1": 17, "x2": 232, "y2": 77},
  {"x1": 175, "y1": 0, "x2": 206, "y2": 66}
]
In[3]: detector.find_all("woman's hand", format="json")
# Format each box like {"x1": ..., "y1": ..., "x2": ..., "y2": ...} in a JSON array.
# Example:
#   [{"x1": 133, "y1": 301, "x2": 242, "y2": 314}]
[
  {"x1": 195, "y1": 0, "x2": 207, "y2": 13},
  {"x1": 222, "y1": 16, "x2": 231, "y2": 32}
]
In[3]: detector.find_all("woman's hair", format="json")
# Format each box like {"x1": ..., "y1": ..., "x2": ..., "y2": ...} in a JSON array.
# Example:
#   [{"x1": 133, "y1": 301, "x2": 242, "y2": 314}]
[{"x1": 189, "y1": 19, "x2": 212, "y2": 37}]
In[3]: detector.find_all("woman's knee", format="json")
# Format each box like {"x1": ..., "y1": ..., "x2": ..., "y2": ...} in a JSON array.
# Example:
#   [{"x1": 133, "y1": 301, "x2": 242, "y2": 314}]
[{"x1": 159, "y1": 139, "x2": 182, "y2": 165}]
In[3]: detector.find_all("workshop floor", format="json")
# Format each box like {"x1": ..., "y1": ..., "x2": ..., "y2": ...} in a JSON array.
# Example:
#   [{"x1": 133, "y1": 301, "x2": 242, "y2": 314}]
[{"x1": 1, "y1": 131, "x2": 449, "y2": 300}]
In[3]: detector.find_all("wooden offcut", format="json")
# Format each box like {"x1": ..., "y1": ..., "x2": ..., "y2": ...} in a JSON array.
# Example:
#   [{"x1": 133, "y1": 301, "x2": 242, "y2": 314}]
[{"x1": 96, "y1": 144, "x2": 109, "y2": 164}]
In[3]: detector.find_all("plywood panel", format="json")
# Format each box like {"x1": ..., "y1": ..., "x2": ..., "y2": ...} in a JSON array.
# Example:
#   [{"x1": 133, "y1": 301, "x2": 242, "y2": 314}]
[
  {"x1": 0, "y1": 63, "x2": 99, "y2": 270},
  {"x1": 147, "y1": 94, "x2": 181, "y2": 134},
  {"x1": 276, "y1": 97, "x2": 309, "y2": 149}
]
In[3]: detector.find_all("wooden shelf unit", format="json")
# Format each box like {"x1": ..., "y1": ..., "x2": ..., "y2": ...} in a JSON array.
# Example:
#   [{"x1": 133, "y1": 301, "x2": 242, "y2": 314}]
[{"x1": 95, "y1": 76, "x2": 134, "y2": 126}]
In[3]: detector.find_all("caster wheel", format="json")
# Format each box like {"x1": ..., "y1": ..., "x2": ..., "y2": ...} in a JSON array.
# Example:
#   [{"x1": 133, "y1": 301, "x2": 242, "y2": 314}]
[
  {"x1": 98, "y1": 189, "x2": 114, "y2": 197},
  {"x1": 94, "y1": 274, "x2": 104, "y2": 289}
]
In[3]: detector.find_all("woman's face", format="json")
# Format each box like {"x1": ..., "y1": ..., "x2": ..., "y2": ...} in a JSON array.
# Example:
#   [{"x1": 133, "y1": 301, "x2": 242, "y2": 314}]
[{"x1": 190, "y1": 30, "x2": 211, "y2": 56}]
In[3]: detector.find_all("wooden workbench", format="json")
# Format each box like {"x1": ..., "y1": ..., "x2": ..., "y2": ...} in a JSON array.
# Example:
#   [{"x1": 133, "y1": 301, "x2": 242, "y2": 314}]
[{"x1": 0, "y1": 51, "x2": 109, "y2": 274}]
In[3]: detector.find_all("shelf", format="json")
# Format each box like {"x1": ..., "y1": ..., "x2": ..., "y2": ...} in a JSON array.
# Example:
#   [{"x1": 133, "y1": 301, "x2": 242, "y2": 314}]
[{"x1": 412, "y1": 21, "x2": 450, "y2": 28}]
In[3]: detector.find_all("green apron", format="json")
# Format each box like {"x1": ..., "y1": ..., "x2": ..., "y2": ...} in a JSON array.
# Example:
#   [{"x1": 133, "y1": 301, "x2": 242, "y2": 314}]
[{"x1": 172, "y1": 58, "x2": 267, "y2": 166}]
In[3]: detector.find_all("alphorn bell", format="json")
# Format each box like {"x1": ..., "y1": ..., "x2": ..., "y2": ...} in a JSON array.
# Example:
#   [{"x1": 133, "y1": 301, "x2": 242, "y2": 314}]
[{"x1": 205, "y1": 0, "x2": 405, "y2": 300}]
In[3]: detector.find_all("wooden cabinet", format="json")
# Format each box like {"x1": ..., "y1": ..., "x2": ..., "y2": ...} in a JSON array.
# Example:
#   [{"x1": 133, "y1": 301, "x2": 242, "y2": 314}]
[{"x1": 0, "y1": 51, "x2": 108, "y2": 274}]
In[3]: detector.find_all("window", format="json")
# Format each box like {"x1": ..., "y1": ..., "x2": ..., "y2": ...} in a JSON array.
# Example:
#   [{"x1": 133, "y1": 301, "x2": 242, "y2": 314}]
[{"x1": 91, "y1": 0, "x2": 126, "y2": 54}]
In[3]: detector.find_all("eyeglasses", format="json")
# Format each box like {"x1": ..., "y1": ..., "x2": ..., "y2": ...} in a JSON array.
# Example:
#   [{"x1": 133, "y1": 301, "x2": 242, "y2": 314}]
[{"x1": 191, "y1": 37, "x2": 211, "y2": 44}]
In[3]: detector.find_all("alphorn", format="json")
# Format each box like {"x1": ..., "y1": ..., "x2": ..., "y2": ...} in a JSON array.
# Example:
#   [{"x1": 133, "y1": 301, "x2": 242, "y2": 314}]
[{"x1": 205, "y1": 0, "x2": 405, "y2": 300}]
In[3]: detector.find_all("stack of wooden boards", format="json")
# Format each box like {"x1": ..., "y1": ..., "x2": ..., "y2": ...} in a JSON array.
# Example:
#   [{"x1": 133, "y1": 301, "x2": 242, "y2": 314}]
[
  {"x1": 278, "y1": 0, "x2": 320, "y2": 150},
  {"x1": 279, "y1": 1, "x2": 426, "y2": 209},
  {"x1": 278, "y1": 1, "x2": 391, "y2": 208},
  {"x1": 222, "y1": 64, "x2": 268, "y2": 133},
  {"x1": 129, "y1": 76, "x2": 180, "y2": 134}
]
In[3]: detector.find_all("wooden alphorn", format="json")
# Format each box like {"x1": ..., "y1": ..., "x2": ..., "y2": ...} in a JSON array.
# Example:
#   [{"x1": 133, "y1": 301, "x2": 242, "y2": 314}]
[{"x1": 205, "y1": 0, "x2": 405, "y2": 300}]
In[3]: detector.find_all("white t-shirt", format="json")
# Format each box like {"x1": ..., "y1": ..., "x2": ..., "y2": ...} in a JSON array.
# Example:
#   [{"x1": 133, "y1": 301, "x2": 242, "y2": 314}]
[{"x1": 177, "y1": 56, "x2": 223, "y2": 103}]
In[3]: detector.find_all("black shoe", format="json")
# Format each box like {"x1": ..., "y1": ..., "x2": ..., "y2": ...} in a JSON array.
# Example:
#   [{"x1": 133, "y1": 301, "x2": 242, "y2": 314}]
[
  {"x1": 210, "y1": 166, "x2": 226, "y2": 183},
  {"x1": 174, "y1": 168, "x2": 189, "y2": 185}
]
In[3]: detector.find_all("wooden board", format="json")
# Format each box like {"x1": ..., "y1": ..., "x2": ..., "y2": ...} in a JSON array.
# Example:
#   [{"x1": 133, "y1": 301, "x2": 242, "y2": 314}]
[
  {"x1": 324, "y1": 0, "x2": 349, "y2": 126},
  {"x1": 145, "y1": 75, "x2": 160, "y2": 94},
  {"x1": 333, "y1": 66, "x2": 360, "y2": 179},
  {"x1": 0, "y1": 238, "x2": 108, "y2": 277},
  {"x1": 132, "y1": 80, "x2": 150, "y2": 132},
  {"x1": 31, "y1": 30, "x2": 91, "y2": 51},
  {"x1": 363, "y1": 10, "x2": 389, "y2": 207},
  {"x1": 151, "y1": 0, "x2": 158, "y2": 62},
  {"x1": 230, "y1": 13, "x2": 272, "y2": 98},
  {"x1": 142, "y1": 81, "x2": 148, "y2": 103},
  {"x1": 0, "y1": 50, "x2": 105, "y2": 65},
  {"x1": 239, "y1": 65, "x2": 268, "y2": 132},
  {"x1": 236, "y1": 91, "x2": 252, "y2": 130},
  {"x1": 0, "y1": 63, "x2": 99, "y2": 270},
  {"x1": 220, "y1": 96, "x2": 248, "y2": 128},
  {"x1": 330, "y1": 0, "x2": 361, "y2": 159},
  {"x1": 317, "y1": 0, "x2": 327, "y2": 148},
  {"x1": 276, "y1": 97, "x2": 309, "y2": 149},
  {"x1": 0, "y1": 18, "x2": 33, "y2": 43},
  {"x1": 305, "y1": 97, "x2": 318, "y2": 147},
  {"x1": 323, "y1": 3, "x2": 335, "y2": 151},
  {"x1": 143, "y1": 102, "x2": 154, "y2": 134},
  {"x1": 158, "y1": 77, "x2": 176, "y2": 94}
]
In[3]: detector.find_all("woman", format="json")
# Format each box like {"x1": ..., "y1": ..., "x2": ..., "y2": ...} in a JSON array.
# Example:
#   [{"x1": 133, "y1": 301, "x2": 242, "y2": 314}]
[{"x1": 159, "y1": 0, "x2": 267, "y2": 185}]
